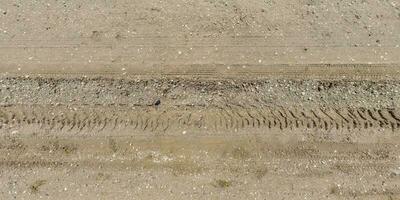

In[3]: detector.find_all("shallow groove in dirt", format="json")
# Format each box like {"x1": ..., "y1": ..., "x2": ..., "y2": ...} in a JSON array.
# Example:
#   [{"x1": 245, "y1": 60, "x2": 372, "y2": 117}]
[
  {"x1": 1, "y1": 105, "x2": 399, "y2": 133},
  {"x1": 2, "y1": 64, "x2": 400, "y2": 80}
]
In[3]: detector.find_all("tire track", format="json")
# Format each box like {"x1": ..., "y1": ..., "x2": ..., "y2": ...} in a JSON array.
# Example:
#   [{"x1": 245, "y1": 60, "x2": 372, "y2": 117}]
[
  {"x1": 0, "y1": 105, "x2": 399, "y2": 133},
  {"x1": 4, "y1": 64, "x2": 400, "y2": 80}
]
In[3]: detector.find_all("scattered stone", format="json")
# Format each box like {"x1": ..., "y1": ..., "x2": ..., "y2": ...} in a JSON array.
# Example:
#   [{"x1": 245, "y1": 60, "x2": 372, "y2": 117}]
[
  {"x1": 390, "y1": 169, "x2": 400, "y2": 176},
  {"x1": 154, "y1": 99, "x2": 161, "y2": 106}
]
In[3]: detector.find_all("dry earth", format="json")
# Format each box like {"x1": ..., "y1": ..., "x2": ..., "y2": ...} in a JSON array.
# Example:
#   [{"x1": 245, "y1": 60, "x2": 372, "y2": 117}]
[{"x1": 1, "y1": 0, "x2": 400, "y2": 200}]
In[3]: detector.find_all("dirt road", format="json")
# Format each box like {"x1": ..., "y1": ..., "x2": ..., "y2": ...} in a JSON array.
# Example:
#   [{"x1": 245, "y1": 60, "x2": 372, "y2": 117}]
[
  {"x1": 1, "y1": 67, "x2": 400, "y2": 200},
  {"x1": 1, "y1": 0, "x2": 400, "y2": 199}
]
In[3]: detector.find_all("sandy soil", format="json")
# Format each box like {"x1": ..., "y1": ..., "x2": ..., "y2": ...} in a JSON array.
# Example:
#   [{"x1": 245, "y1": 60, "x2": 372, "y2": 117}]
[
  {"x1": 1, "y1": 0, "x2": 400, "y2": 200},
  {"x1": 1, "y1": 71, "x2": 400, "y2": 200}
]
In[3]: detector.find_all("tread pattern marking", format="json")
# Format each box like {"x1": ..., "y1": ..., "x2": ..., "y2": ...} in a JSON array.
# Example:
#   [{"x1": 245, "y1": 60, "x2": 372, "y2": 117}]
[{"x1": 0, "y1": 105, "x2": 399, "y2": 132}]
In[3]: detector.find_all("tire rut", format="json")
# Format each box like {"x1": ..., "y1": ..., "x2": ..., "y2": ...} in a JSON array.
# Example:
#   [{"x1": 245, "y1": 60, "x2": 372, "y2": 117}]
[{"x1": 0, "y1": 105, "x2": 399, "y2": 133}]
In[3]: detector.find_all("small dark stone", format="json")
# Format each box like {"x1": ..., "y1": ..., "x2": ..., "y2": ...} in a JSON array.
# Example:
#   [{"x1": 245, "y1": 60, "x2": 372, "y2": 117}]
[{"x1": 154, "y1": 99, "x2": 161, "y2": 106}]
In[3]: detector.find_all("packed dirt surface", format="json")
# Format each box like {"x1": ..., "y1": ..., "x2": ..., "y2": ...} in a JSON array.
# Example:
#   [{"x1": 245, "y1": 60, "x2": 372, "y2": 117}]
[
  {"x1": 1, "y1": 0, "x2": 400, "y2": 72},
  {"x1": 1, "y1": 0, "x2": 400, "y2": 200},
  {"x1": 2, "y1": 69, "x2": 400, "y2": 200}
]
